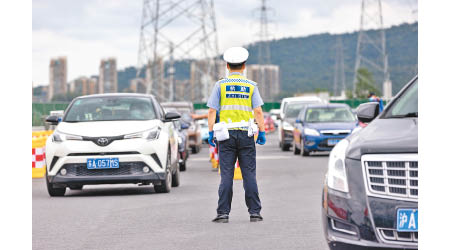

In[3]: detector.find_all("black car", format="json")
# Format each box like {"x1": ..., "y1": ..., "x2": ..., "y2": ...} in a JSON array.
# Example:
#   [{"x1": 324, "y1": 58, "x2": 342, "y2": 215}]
[{"x1": 322, "y1": 76, "x2": 418, "y2": 250}]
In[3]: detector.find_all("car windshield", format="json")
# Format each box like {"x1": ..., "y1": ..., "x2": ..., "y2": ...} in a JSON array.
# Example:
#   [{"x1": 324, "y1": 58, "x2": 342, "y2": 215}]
[
  {"x1": 64, "y1": 96, "x2": 156, "y2": 122},
  {"x1": 285, "y1": 102, "x2": 307, "y2": 118},
  {"x1": 384, "y1": 79, "x2": 418, "y2": 118},
  {"x1": 305, "y1": 107, "x2": 355, "y2": 123}
]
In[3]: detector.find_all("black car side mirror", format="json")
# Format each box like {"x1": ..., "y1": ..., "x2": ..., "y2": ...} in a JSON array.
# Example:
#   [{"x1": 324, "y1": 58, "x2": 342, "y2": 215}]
[
  {"x1": 46, "y1": 115, "x2": 60, "y2": 125},
  {"x1": 164, "y1": 112, "x2": 181, "y2": 122},
  {"x1": 356, "y1": 102, "x2": 379, "y2": 123}
]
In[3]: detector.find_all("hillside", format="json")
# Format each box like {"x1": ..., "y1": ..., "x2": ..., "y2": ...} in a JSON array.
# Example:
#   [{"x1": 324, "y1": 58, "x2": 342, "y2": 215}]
[{"x1": 117, "y1": 22, "x2": 417, "y2": 98}]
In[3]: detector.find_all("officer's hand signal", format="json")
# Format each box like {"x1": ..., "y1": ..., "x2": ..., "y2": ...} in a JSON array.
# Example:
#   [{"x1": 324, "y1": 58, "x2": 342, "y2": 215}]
[{"x1": 256, "y1": 131, "x2": 266, "y2": 145}]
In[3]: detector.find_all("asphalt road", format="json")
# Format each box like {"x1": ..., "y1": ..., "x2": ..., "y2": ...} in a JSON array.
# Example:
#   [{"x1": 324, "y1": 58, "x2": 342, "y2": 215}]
[{"x1": 33, "y1": 133, "x2": 330, "y2": 250}]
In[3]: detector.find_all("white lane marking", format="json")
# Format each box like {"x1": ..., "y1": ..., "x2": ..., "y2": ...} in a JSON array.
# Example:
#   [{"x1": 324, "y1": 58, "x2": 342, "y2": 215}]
[{"x1": 190, "y1": 155, "x2": 292, "y2": 161}]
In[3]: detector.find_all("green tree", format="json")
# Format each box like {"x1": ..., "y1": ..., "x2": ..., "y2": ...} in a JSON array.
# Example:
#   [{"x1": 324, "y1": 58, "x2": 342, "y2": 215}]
[{"x1": 355, "y1": 68, "x2": 381, "y2": 98}]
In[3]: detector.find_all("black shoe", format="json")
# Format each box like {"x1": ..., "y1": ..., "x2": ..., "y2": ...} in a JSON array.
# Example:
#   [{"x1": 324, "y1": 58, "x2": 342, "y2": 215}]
[
  {"x1": 212, "y1": 214, "x2": 229, "y2": 223},
  {"x1": 250, "y1": 214, "x2": 263, "y2": 222}
]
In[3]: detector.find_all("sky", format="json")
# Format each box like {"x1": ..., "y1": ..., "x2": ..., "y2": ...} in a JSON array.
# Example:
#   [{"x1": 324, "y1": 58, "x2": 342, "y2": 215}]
[{"x1": 32, "y1": 0, "x2": 418, "y2": 86}]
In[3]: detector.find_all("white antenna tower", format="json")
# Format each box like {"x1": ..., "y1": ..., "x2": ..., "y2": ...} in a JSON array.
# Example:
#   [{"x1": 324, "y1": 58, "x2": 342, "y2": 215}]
[
  {"x1": 136, "y1": 0, "x2": 219, "y2": 101},
  {"x1": 353, "y1": 0, "x2": 391, "y2": 98}
]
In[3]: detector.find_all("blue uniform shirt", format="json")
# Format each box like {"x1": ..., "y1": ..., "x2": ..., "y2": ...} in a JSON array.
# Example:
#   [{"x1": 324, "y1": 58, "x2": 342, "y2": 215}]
[{"x1": 207, "y1": 72, "x2": 264, "y2": 112}]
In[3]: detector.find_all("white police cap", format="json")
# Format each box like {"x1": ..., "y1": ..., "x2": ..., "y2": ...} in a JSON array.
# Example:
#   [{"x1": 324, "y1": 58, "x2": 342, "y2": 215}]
[{"x1": 223, "y1": 47, "x2": 249, "y2": 64}]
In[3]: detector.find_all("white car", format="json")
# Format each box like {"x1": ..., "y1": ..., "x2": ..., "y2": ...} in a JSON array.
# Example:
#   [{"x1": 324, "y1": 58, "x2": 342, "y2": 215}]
[{"x1": 44, "y1": 94, "x2": 181, "y2": 196}]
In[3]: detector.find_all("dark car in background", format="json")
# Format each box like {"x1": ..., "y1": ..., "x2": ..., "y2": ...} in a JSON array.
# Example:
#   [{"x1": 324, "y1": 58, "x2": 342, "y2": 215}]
[
  {"x1": 161, "y1": 102, "x2": 202, "y2": 153},
  {"x1": 322, "y1": 76, "x2": 418, "y2": 250},
  {"x1": 292, "y1": 103, "x2": 357, "y2": 156},
  {"x1": 164, "y1": 107, "x2": 189, "y2": 171}
]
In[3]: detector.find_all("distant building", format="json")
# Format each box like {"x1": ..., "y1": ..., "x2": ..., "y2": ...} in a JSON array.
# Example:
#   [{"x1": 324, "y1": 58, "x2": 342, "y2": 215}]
[
  {"x1": 190, "y1": 59, "x2": 226, "y2": 102},
  {"x1": 32, "y1": 85, "x2": 49, "y2": 103},
  {"x1": 69, "y1": 76, "x2": 88, "y2": 95},
  {"x1": 174, "y1": 79, "x2": 190, "y2": 101},
  {"x1": 49, "y1": 57, "x2": 68, "y2": 101},
  {"x1": 87, "y1": 77, "x2": 98, "y2": 95},
  {"x1": 246, "y1": 64, "x2": 280, "y2": 102},
  {"x1": 145, "y1": 57, "x2": 165, "y2": 98},
  {"x1": 99, "y1": 58, "x2": 117, "y2": 93},
  {"x1": 130, "y1": 78, "x2": 147, "y2": 93}
]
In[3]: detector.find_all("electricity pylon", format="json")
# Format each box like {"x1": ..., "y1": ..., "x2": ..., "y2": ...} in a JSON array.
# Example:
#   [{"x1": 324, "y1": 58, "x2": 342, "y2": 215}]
[
  {"x1": 257, "y1": 0, "x2": 271, "y2": 65},
  {"x1": 333, "y1": 36, "x2": 346, "y2": 97},
  {"x1": 136, "y1": 0, "x2": 219, "y2": 101},
  {"x1": 353, "y1": 0, "x2": 391, "y2": 98}
]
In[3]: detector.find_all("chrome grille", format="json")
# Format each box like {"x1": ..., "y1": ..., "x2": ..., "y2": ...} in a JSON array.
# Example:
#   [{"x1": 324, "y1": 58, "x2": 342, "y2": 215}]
[
  {"x1": 362, "y1": 154, "x2": 418, "y2": 201},
  {"x1": 378, "y1": 228, "x2": 418, "y2": 244}
]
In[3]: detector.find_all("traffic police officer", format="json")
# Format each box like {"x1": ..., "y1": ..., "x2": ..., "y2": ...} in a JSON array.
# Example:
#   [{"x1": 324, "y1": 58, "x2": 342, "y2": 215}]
[{"x1": 206, "y1": 47, "x2": 266, "y2": 223}]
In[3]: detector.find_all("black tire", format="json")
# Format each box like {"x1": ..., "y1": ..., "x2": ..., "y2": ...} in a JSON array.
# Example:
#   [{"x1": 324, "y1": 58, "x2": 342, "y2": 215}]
[
  {"x1": 154, "y1": 149, "x2": 172, "y2": 193},
  {"x1": 179, "y1": 161, "x2": 186, "y2": 171},
  {"x1": 281, "y1": 142, "x2": 290, "y2": 151},
  {"x1": 191, "y1": 145, "x2": 198, "y2": 154},
  {"x1": 293, "y1": 144, "x2": 301, "y2": 155},
  {"x1": 46, "y1": 171, "x2": 66, "y2": 197},
  {"x1": 172, "y1": 164, "x2": 180, "y2": 187},
  {"x1": 301, "y1": 139, "x2": 310, "y2": 156},
  {"x1": 69, "y1": 185, "x2": 83, "y2": 190}
]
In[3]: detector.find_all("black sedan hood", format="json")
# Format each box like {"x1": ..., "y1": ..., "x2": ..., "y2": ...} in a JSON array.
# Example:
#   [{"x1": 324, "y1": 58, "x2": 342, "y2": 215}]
[{"x1": 346, "y1": 117, "x2": 418, "y2": 160}]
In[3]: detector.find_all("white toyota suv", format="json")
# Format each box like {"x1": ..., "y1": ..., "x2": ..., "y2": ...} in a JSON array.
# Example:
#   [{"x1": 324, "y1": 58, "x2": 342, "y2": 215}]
[{"x1": 45, "y1": 94, "x2": 181, "y2": 196}]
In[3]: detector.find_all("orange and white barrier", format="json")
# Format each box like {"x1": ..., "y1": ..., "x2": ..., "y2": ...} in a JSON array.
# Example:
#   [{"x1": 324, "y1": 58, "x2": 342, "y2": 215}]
[{"x1": 32, "y1": 131, "x2": 53, "y2": 178}]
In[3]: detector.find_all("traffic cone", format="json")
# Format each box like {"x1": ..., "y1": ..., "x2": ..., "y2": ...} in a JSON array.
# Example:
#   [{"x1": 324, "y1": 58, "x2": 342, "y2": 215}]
[{"x1": 234, "y1": 161, "x2": 242, "y2": 180}]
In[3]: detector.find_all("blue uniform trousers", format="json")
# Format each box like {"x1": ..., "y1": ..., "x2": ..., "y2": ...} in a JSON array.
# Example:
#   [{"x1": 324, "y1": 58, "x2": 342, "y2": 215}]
[{"x1": 217, "y1": 130, "x2": 262, "y2": 215}]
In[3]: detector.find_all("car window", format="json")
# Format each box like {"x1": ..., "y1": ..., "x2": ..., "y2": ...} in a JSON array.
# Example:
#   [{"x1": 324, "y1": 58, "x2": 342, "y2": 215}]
[
  {"x1": 383, "y1": 79, "x2": 418, "y2": 118},
  {"x1": 64, "y1": 97, "x2": 156, "y2": 122},
  {"x1": 305, "y1": 107, "x2": 356, "y2": 123}
]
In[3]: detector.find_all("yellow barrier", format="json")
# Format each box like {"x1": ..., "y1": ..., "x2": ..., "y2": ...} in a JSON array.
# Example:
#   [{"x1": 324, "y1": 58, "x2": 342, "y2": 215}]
[{"x1": 32, "y1": 132, "x2": 52, "y2": 178}]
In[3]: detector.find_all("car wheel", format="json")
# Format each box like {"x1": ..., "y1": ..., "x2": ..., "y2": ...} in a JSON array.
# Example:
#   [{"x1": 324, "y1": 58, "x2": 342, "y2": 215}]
[
  {"x1": 179, "y1": 161, "x2": 186, "y2": 171},
  {"x1": 154, "y1": 149, "x2": 172, "y2": 193},
  {"x1": 293, "y1": 143, "x2": 301, "y2": 155},
  {"x1": 281, "y1": 142, "x2": 290, "y2": 151},
  {"x1": 46, "y1": 171, "x2": 66, "y2": 197},
  {"x1": 69, "y1": 185, "x2": 83, "y2": 190},
  {"x1": 191, "y1": 146, "x2": 198, "y2": 154},
  {"x1": 172, "y1": 164, "x2": 180, "y2": 187},
  {"x1": 301, "y1": 138, "x2": 310, "y2": 156}
]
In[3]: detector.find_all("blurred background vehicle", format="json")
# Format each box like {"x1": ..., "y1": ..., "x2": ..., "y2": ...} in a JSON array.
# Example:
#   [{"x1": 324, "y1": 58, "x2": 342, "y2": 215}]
[
  {"x1": 269, "y1": 109, "x2": 281, "y2": 129},
  {"x1": 278, "y1": 96, "x2": 327, "y2": 151},
  {"x1": 197, "y1": 119, "x2": 209, "y2": 143},
  {"x1": 292, "y1": 103, "x2": 357, "y2": 156},
  {"x1": 263, "y1": 112, "x2": 275, "y2": 133},
  {"x1": 162, "y1": 102, "x2": 202, "y2": 154},
  {"x1": 164, "y1": 107, "x2": 189, "y2": 171},
  {"x1": 322, "y1": 76, "x2": 418, "y2": 250}
]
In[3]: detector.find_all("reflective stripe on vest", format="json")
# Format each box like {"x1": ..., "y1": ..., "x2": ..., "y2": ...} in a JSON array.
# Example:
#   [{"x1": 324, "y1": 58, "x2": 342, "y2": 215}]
[{"x1": 219, "y1": 75, "x2": 256, "y2": 123}]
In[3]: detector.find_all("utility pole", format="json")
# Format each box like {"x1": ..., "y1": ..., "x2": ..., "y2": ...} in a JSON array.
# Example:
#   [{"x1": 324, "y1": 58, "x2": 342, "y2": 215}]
[
  {"x1": 333, "y1": 36, "x2": 346, "y2": 97},
  {"x1": 136, "y1": 0, "x2": 219, "y2": 101},
  {"x1": 353, "y1": 0, "x2": 391, "y2": 98}
]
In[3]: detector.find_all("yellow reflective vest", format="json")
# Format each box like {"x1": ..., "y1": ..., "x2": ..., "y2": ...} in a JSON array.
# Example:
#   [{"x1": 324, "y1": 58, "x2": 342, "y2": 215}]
[{"x1": 219, "y1": 73, "x2": 256, "y2": 124}]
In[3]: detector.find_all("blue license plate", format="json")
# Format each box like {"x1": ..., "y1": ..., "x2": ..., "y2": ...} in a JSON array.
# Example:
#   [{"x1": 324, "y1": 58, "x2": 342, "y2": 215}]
[
  {"x1": 87, "y1": 158, "x2": 119, "y2": 169},
  {"x1": 397, "y1": 208, "x2": 418, "y2": 232},
  {"x1": 328, "y1": 139, "x2": 341, "y2": 146}
]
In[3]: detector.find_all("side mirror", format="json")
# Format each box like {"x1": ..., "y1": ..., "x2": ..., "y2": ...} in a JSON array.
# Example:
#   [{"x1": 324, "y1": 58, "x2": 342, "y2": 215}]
[
  {"x1": 181, "y1": 122, "x2": 190, "y2": 129},
  {"x1": 164, "y1": 112, "x2": 181, "y2": 122},
  {"x1": 356, "y1": 102, "x2": 379, "y2": 123},
  {"x1": 295, "y1": 119, "x2": 303, "y2": 124},
  {"x1": 46, "y1": 115, "x2": 60, "y2": 125}
]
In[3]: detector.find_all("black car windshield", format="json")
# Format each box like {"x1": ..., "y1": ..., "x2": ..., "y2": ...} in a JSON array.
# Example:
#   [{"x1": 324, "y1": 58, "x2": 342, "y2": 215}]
[
  {"x1": 64, "y1": 96, "x2": 156, "y2": 122},
  {"x1": 305, "y1": 107, "x2": 356, "y2": 123},
  {"x1": 384, "y1": 79, "x2": 418, "y2": 118}
]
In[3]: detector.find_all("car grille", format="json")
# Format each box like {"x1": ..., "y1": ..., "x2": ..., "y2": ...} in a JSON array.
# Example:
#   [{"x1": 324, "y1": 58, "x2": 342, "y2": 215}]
[
  {"x1": 362, "y1": 154, "x2": 418, "y2": 201},
  {"x1": 378, "y1": 228, "x2": 418, "y2": 244},
  {"x1": 61, "y1": 162, "x2": 150, "y2": 176},
  {"x1": 320, "y1": 130, "x2": 351, "y2": 136}
]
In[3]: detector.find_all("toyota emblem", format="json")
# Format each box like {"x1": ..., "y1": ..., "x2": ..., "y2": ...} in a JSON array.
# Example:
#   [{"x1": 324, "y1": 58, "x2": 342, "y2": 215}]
[{"x1": 97, "y1": 137, "x2": 109, "y2": 146}]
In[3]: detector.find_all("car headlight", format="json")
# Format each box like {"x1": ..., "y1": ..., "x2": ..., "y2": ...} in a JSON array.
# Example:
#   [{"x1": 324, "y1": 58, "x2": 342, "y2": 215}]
[
  {"x1": 52, "y1": 131, "x2": 83, "y2": 142},
  {"x1": 282, "y1": 121, "x2": 294, "y2": 131},
  {"x1": 124, "y1": 126, "x2": 161, "y2": 141},
  {"x1": 327, "y1": 139, "x2": 350, "y2": 193},
  {"x1": 304, "y1": 128, "x2": 320, "y2": 136}
]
